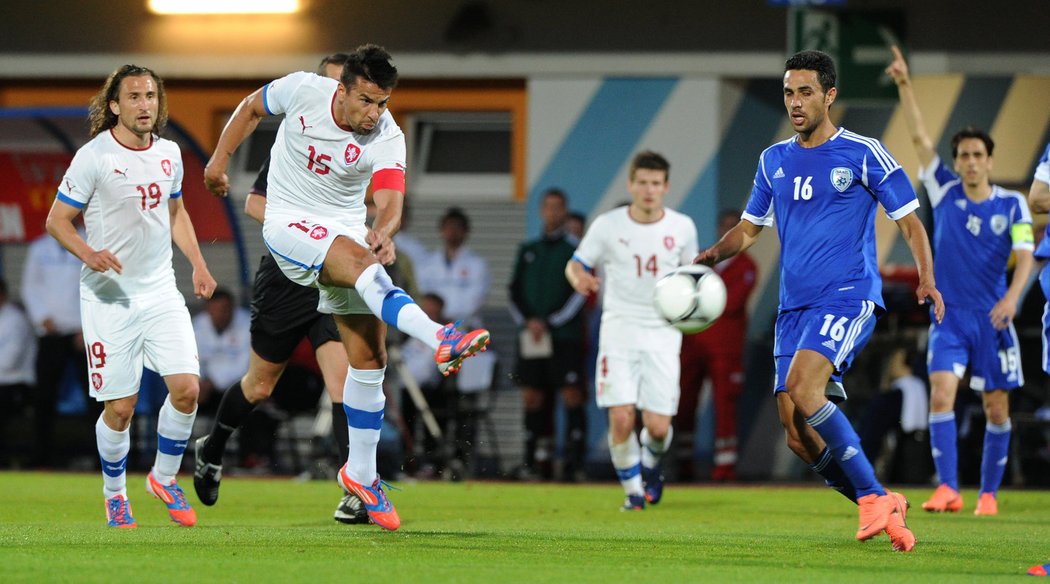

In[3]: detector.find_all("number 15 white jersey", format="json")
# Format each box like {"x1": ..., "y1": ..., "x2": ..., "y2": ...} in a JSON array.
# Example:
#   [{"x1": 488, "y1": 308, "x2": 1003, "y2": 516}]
[{"x1": 572, "y1": 206, "x2": 698, "y2": 348}]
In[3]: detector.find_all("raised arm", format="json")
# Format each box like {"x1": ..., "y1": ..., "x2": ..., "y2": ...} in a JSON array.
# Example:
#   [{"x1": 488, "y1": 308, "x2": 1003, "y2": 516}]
[
  {"x1": 694, "y1": 219, "x2": 763, "y2": 266},
  {"x1": 169, "y1": 196, "x2": 217, "y2": 299},
  {"x1": 895, "y1": 211, "x2": 944, "y2": 322},
  {"x1": 886, "y1": 46, "x2": 936, "y2": 170},
  {"x1": 204, "y1": 87, "x2": 268, "y2": 198}
]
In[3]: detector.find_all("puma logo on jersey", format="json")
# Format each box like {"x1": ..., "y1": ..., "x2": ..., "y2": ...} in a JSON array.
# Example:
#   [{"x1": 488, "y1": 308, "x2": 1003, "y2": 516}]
[
  {"x1": 113, "y1": 168, "x2": 128, "y2": 179},
  {"x1": 618, "y1": 238, "x2": 630, "y2": 247},
  {"x1": 773, "y1": 167, "x2": 785, "y2": 179},
  {"x1": 299, "y1": 115, "x2": 312, "y2": 134}
]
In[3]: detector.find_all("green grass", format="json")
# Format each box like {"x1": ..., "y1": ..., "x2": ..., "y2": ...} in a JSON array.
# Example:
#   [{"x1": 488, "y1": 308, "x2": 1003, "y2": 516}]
[{"x1": 0, "y1": 472, "x2": 1045, "y2": 583}]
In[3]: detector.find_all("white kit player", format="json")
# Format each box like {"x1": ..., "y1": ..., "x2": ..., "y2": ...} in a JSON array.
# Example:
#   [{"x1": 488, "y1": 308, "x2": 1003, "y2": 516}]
[
  {"x1": 203, "y1": 44, "x2": 489, "y2": 531},
  {"x1": 566, "y1": 150, "x2": 698, "y2": 510},
  {"x1": 46, "y1": 65, "x2": 217, "y2": 528}
]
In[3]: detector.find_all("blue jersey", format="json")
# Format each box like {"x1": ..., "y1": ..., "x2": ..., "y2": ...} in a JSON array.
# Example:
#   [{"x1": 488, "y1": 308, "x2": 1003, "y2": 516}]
[
  {"x1": 743, "y1": 128, "x2": 918, "y2": 311},
  {"x1": 1034, "y1": 142, "x2": 1050, "y2": 260},
  {"x1": 921, "y1": 156, "x2": 1033, "y2": 311}
]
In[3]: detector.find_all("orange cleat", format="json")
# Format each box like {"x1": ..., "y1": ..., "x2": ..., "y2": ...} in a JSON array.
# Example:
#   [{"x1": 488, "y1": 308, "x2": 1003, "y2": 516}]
[
  {"x1": 974, "y1": 492, "x2": 998, "y2": 516},
  {"x1": 885, "y1": 491, "x2": 916, "y2": 552},
  {"x1": 435, "y1": 322, "x2": 490, "y2": 377},
  {"x1": 922, "y1": 484, "x2": 963, "y2": 513},
  {"x1": 338, "y1": 464, "x2": 401, "y2": 531},
  {"x1": 856, "y1": 493, "x2": 893, "y2": 541},
  {"x1": 146, "y1": 471, "x2": 197, "y2": 527},
  {"x1": 1029, "y1": 563, "x2": 1049, "y2": 576}
]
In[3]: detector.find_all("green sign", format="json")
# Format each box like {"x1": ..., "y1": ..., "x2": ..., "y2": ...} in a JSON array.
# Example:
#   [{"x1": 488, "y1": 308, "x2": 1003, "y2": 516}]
[{"x1": 789, "y1": 8, "x2": 906, "y2": 102}]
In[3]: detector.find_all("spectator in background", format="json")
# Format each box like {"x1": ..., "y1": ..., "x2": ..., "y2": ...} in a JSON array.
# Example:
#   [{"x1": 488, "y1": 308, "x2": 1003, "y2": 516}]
[
  {"x1": 191, "y1": 288, "x2": 251, "y2": 414},
  {"x1": 565, "y1": 211, "x2": 586, "y2": 240},
  {"x1": 677, "y1": 209, "x2": 757, "y2": 481},
  {"x1": 21, "y1": 223, "x2": 89, "y2": 468},
  {"x1": 417, "y1": 207, "x2": 490, "y2": 329},
  {"x1": 858, "y1": 348, "x2": 931, "y2": 484},
  {"x1": 509, "y1": 188, "x2": 588, "y2": 481},
  {"x1": 0, "y1": 278, "x2": 37, "y2": 466}
]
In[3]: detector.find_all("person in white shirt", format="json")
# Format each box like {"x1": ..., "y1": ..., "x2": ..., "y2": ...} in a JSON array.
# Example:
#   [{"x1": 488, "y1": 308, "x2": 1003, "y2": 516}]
[
  {"x1": 20, "y1": 227, "x2": 89, "y2": 467},
  {"x1": 417, "y1": 207, "x2": 490, "y2": 329},
  {"x1": 191, "y1": 288, "x2": 251, "y2": 414},
  {"x1": 46, "y1": 64, "x2": 217, "y2": 529},
  {"x1": 203, "y1": 44, "x2": 489, "y2": 531},
  {"x1": 0, "y1": 278, "x2": 37, "y2": 465},
  {"x1": 566, "y1": 150, "x2": 698, "y2": 510}
]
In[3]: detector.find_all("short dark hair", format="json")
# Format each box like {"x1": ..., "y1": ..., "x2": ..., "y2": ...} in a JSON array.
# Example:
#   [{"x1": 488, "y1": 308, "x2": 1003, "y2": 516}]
[
  {"x1": 629, "y1": 150, "x2": 670, "y2": 181},
  {"x1": 440, "y1": 207, "x2": 470, "y2": 232},
  {"x1": 542, "y1": 188, "x2": 567, "y2": 205},
  {"x1": 785, "y1": 50, "x2": 837, "y2": 93},
  {"x1": 341, "y1": 44, "x2": 398, "y2": 90},
  {"x1": 950, "y1": 126, "x2": 995, "y2": 158},
  {"x1": 317, "y1": 52, "x2": 351, "y2": 75},
  {"x1": 422, "y1": 292, "x2": 445, "y2": 310}
]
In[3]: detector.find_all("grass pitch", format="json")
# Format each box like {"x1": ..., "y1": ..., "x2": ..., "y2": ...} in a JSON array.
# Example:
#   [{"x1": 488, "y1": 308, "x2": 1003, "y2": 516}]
[{"x1": 0, "y1": 471, "x2": 1045, "y2": 582}]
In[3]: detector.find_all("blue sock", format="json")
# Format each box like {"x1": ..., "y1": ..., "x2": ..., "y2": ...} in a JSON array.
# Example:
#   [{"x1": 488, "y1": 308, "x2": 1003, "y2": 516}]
[
  {"x1": 929, "y1": 411, "x2": 958, "y2": 491},
  {"x1": 809, "y1": 447, "x2": 857, "y2": 503},
  {"x1": 806, "y1": 402, "x2": 884, "y2": 499},
  {"x1": 980, "y1": 419, "x2": 1011, "y2": 496}
]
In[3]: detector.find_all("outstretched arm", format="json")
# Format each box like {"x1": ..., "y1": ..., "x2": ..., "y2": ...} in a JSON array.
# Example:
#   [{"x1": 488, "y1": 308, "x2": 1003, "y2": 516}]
[
  {"x1": 895, "y1": 211, "x2": 944, "y2": 323},
  {"x1": 886, "y1": 45, "x2": 936, "y2": 170},
  {"x1": 204, "y1": 87, "x2": 268, "y2": 198},
  {"x1": 170, "y1": 196, "x2": 217, "y2": 299},
  {"x1": 694, "y1": 219, "x2": 763, "y2": 266}
]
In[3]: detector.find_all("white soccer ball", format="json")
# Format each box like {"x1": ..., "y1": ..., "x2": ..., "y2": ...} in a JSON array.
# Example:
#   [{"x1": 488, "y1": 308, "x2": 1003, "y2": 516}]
[{"x1": 652, "y1": 264, "x2": 727, "y2": 334}]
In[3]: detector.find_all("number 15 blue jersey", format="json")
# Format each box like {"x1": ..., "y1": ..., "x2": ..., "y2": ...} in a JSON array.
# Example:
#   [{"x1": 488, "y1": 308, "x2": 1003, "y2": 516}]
[{"x1": 743, "y1": 128, "x2": 919, "y2": 312}]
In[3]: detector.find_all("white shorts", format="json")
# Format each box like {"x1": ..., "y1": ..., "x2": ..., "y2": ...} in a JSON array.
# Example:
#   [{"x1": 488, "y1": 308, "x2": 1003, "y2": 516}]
[
  {"x1": 262, "y1": 210, "x2": 370, "y2": 315},
  {"x1": 81, "y1": 291, "x2": 199, "y2": 401},
  {"x1": 594, "y1": 319, "x2": 682, "y2": 416}
]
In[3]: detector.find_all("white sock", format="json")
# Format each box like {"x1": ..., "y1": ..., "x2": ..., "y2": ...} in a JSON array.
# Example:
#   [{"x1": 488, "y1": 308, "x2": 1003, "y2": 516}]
[
  {"x1": 640, "y1": 426, "x2": 673, "y2": 470},
  {"x1": 344, "y1": 367, "x2": 386, "y2": 485},
  {"x1": 608, "y1": 431, "x2": 643, "y2": 496},
  {"x1": 96, "y1": 415, "x2": 130, "y2": 499},
  {"x1": 355, "y1": 263, "x2": 443, "y2": 350},
  {"x1": 152, "y1": 395, "x2": 196, "y2": 484}
]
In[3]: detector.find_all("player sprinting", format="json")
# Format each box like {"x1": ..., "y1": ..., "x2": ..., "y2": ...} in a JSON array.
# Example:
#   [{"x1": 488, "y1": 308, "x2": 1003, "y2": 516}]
[
  {"x1": 203, "y1": 44, "x2": 489, "y2": 531},
  {"x1": 46, "y1": 65, "x2": 218, "y2": 528},
  {"x1": 194, "y1": 53, "x2": 367, "y2": 525},
  {"x1": 566, "y1": 151, "x2": 698, "y2": 511},
  {"x1": 696, "y1": 50, "x2": 944, "y2": 552},
  {"x1": 886, "y1": 46, "x2": 1034, "y2": 516}
]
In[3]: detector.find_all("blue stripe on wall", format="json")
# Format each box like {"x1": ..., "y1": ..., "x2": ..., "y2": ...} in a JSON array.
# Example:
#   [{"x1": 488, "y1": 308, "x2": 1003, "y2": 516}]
[{"x1": 527, "y1": 78, "x2": 678, "y2": 236}]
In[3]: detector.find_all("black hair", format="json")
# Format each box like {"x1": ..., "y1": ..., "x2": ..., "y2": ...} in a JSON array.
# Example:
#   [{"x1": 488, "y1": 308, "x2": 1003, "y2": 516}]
[
  {"x1": 341, "y1": 44, "x2": 398, "y2": 90},
  {"x1": 785, "y1": 50, "x2": 837, "y2": 93},
  {"x1": 317, "y1": 52, "x2": 351, "y2": 75},
  {"x1": 629, "y1": 150, "x2": 671, "y2": 181},
  {"x1": 542, "y1": 187, "x2": 568, "y2": 205},
  {"x1": 440, "y1": 206, "x2": 470, "y2": 232},
  {"x1": 950, "y1": 126, "x2": 995, "y2": 158}
]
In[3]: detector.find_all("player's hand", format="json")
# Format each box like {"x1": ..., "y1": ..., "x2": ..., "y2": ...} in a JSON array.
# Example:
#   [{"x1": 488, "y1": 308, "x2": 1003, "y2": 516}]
[
  {"x1": 988, "y1": 297, "x2": 1017, "y2": 330},
  {"x1": 885, "y1": 45, "x2": 910, "y2": 85},
  {"x1": 83, "y1": 249, "x2": 122, "y2": 274},
  {"x1": 571, "y1": 271, "x2": 601, "y2": 296},
  {"x1": 203, "y1": 162, "x2": 230, "y2": 198},
  {"x1": 693, "y1": 247, "x2": 720, "y2": 266},
  {"x1": 193, "y1": 266, "x2": 218, "y2": 299},
  {"x1": 916, "y1": 280, "x2": 944, "y2": 323},
  {"x1": 366, "y1": 229, "x2": 396, "y2": 266}
]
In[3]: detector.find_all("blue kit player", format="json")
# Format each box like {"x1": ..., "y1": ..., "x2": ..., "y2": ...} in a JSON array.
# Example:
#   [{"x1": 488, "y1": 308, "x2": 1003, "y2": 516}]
[
  {"x1": 887, "y1": 46, "x2": 1034, "y2": 516},
  {"x1": 696, "y1": 50, "x2": 944, "y2": 552},
  {"x1": 1028, "y1": 142, "x2": 1050, "y2": 374}
]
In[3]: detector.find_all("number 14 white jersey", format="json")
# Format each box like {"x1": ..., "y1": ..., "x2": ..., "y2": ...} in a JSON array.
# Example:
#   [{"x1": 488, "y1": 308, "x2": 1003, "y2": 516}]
[{"x1": 573, "y1": 206, "x2": 698, "y2": 332}]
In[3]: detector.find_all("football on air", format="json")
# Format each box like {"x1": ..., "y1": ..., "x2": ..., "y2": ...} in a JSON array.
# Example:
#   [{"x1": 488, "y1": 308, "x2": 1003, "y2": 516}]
[{"x1": 653, "y1": 264, "x2": 727, "y2": 334}]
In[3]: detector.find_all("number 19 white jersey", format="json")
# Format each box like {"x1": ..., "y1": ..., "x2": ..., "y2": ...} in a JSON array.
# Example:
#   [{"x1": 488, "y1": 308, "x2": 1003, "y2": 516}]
[
  {"x1": 572, "y1": 206, "x2": 698, "y2": 350},
  {"x1": 56, "y1": 130, "x2": 184, "y2": 302},
  {"x1": 263, "y1": 71, "x2": 407, "y2": 226}
]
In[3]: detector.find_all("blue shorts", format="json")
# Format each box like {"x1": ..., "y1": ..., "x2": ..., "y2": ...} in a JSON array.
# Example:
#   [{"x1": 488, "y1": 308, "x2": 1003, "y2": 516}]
[
  {"x1": 927, "y1": 305, "x2": 1023, "y2": 391},
  {"x1": 1041, "y1": 265, "x2": 1050, "y2": 375},
  {"x1": 773, "y1": 299, "x2": 881, "y2": 401}
]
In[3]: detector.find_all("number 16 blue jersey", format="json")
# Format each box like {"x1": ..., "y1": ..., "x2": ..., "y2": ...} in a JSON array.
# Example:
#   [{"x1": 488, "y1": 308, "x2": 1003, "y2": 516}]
[{"x1": 743, "y1": 128, "x2": 919, "y2": 312}]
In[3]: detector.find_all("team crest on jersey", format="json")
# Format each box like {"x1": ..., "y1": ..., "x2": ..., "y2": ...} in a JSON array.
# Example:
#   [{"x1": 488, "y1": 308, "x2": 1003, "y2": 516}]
[
  {"x1": 990, "y1": 214, "x2": 1008, "y2": 236},
  {"x1": 345, "y1": 144, "x2": 361, "y2": 165},
  {"x1": 91, "y1": 372, "x2": 103, "y2": 390},
  {"x1": 310, "y1": 225, "x2": 329, "y2": 240},
  {"x1": 161, "y1": 159, "x2": 172, "y2": 177},
  {"x1": 664, "y1": 236, "x2": 675, "y2": 250},
  {"x1": 830, "y1": 167, "x2": 852, "y2": 192}
]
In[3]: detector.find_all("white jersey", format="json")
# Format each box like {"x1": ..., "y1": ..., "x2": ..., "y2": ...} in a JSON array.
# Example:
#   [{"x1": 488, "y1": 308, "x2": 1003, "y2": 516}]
[
  {"x1": 573, "y1": 206, "x2": 699, "y2": 330},
  {"x1": 263, "y1": 71, "x2": 406, "y2": 225},
  {"x1": 57, "y1": 130, "x2": 184, "y2": 302}
]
